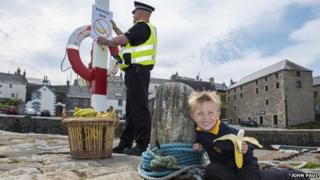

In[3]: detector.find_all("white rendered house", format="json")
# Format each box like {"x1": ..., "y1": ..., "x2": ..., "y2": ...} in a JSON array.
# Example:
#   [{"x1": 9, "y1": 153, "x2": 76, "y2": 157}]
[{"x1": 25, "y1": 86, "x2": 56, "y2": 115}]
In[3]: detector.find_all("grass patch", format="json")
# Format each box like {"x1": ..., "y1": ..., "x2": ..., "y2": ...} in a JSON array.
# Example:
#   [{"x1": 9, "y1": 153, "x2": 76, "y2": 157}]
[
  {"x1": 290, "y1": 121, "x2": 320, "y2": 129},
  {"x1": 304, "y1": 162, "x2": 320, "y2": 169}
]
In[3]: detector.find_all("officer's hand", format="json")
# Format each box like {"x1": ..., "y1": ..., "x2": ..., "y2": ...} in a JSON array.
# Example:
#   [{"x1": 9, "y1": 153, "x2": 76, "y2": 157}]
[
  {"x1": 96, "y1": 37, "x2": 109, "y2": 46},
  {"x1": 241, "y1": 142, "x2": 248, "y2": 154},
  {"x1": 111, "y1": 20, "x2": 118, "y2": 31}
]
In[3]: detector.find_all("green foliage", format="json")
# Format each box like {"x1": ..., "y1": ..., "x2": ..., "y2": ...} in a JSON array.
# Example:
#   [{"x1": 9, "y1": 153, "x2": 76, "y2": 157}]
[
  {"x1": 0, "y1": 99, "x2": 22, "y2": 108},
  {"x1": 218, "y1": 92, "x2": 226, "y2": 108},
  {"x1": 0, "y1": 103, "x2": 10, "y2": 109},
  {"x1": 304, "y1": 162, "x2": 320, "y2": 169}
]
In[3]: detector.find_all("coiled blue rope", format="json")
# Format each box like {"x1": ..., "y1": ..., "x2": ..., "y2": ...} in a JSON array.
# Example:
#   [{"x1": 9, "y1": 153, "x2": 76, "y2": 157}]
[{"x1": 138, "y1": 143, "x2": 205, "y2": 179}]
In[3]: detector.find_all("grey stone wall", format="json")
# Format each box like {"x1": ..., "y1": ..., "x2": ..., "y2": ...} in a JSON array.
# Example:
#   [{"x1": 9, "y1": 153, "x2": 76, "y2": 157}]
[
  {"x1": 314, "y1": 85, "x2": 320, "y2": 121},
  {"x1": 246, "y1": 129, "x2": 320, "y2": 147},
  {"x1": 284, "y1": 71, "x2": 315, "y2": 126},
  {"x1": 0, "y1": 115, "x2": 67, "y2": 134}
]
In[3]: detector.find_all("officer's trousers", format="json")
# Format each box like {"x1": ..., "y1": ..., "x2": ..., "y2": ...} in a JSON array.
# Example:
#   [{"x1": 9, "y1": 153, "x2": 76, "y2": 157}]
[{"x1": 119, "y1": 65, "x2": 151, "y2": 149}]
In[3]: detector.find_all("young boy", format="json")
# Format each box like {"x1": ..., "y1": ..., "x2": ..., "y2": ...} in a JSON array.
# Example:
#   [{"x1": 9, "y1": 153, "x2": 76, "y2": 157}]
[
  {"x1": 188, "y1": 91, "x2": 261, "y2": 180},
  {"x1": 188, "y1": 91, "x2": 309, "y2": 180}
]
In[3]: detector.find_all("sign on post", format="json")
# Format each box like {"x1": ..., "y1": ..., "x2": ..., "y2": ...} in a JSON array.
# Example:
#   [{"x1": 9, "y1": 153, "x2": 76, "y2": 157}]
[{"x1": 91, "y1": 5, "x2": 113, "y2": 40}]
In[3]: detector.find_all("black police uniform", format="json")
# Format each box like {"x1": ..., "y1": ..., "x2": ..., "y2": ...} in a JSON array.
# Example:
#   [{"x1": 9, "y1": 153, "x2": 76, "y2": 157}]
[{"x1": 118, "y1": 21, "x2": 153, "y2": 154}]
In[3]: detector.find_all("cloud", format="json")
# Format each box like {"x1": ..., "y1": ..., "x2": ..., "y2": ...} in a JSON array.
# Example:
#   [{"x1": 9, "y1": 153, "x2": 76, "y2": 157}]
[{"x1": 0, "y1": 0, "x2": 320, "y2": 85}]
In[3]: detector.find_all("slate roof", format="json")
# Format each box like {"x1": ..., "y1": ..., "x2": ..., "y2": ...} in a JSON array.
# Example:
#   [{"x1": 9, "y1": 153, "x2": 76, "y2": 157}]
[
  {"x1": 229, "y1": 60, "x2": 312, "y2": 89},
  {"x1": 171, "y1": 76, "x2": 216, "y2": 91},
  {"x1": 314, "y1": 76, "x2": 320, "y2": 86},
  {"x1": 150, "y1": 77, "x2": 169, "y2": 84},
  {"x1": 67, "y1": 86, "x2": 91, "y2": 98},
  {"x1": 0, "y1": 72, "x2": 27, "y2": 84}
]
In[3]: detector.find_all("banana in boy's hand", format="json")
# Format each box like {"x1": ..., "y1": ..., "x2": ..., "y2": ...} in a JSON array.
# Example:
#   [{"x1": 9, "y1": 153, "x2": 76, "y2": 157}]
[{"x1": 213, "y1": 129, "x2": 262, "y2": 169}]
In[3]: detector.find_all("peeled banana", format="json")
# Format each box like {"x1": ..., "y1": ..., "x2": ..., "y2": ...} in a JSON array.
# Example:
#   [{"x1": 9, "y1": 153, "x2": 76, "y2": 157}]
[{"x1": 213, "y1": 129, "x2": 262, "y2": 169}]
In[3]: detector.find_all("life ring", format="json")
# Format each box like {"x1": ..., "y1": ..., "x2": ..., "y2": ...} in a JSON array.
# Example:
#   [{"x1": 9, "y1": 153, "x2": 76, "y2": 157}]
[{"x1": 66, "y1": 25, "x2": 119, "y2": 81}]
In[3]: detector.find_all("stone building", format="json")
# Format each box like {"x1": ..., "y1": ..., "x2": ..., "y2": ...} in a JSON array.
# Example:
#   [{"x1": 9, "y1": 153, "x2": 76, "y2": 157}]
[
  {"x1": 0, "y1": 68, "x2": 27, "y2": 102},
  {"x1": 314, "y1": 76, "x2": 320, "y2": 121},
  {"x1": 227, "y1": 60, "x2": 315, "y2": 128}
]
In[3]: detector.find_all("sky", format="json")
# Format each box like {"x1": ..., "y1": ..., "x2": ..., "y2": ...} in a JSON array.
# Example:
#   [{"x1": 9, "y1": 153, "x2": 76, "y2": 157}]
[{"x1": 0, "y1": 0, "x2": 320, "y2": 86}]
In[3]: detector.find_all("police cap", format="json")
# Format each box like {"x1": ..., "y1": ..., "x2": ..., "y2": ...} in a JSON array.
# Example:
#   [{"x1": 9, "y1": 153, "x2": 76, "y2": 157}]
[{"x1": 132, "y1": 1, "x2": 155, "y2": 14}]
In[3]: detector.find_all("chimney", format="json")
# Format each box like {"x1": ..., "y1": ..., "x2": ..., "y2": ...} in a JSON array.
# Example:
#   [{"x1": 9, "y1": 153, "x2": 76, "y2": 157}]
[
  {"x1": 16, "y1": 67, "x2": 21, "y2": 75},
  {"x1": 209, "y1": 77, "x2": 215, "y2": 85},
  {"x1": 23, "y1": 70, "x2": 26, "y2": 77},
  {"x1": 230, "y1": 79, "x2": 236, "y2": 86},
  {"x1": 196, "y1": 73, "x2": 200, "y2": 81}
]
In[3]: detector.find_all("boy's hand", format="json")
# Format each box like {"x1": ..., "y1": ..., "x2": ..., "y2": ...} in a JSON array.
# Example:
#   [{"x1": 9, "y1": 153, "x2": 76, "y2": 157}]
[
  {"x1": 193, "y1": 143, "x2": 203, "y2": 151},
  {"x1": 241, "y1": 142, "x2": 248, "y2": 154}
]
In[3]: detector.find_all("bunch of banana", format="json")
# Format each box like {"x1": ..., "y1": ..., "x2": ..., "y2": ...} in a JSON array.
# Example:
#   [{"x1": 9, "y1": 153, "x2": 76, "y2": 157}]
[
  {"x1": 73, "y1": 108, "x2": 97, "y2": 118},
  {"x1": 213, "y1": 129, "x2": 262, "y2": 169},
  {"x1": 96, "y1": 110, "x2": 117, "y2": 119}
]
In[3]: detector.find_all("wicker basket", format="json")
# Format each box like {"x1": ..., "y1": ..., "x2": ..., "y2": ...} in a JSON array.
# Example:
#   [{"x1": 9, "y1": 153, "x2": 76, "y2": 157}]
[{"x1": 62, "y1": 117, "x2": 118, "y2": 159}]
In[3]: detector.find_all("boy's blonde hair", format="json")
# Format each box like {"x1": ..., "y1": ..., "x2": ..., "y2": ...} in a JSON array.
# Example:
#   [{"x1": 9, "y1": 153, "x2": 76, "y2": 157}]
[{"x1": 188, "y1": 91, "x2": 221, "y2": 112}]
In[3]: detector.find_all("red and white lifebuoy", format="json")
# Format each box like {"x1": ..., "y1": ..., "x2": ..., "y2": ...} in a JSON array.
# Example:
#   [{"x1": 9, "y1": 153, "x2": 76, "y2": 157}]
[{"x1": 66, "y1": 25, "x2": 119, "y2": 81}]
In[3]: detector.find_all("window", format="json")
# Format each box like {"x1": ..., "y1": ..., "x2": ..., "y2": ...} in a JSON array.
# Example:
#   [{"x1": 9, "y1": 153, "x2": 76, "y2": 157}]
[
  {"x1": 276, "y1": 82, "x2": 280, "y2": 89},
  {"x1": 83, "y1": 99, "x2": 88, "y2": 106},
  {"x1": 35, "y1": 91, "x2": 42, "y2": 99},
  {"x1": 256, "y1": 80, "x2": 258, "y2": 84},
  {"x1": 273, "y1": 115, "x2": 278, "y2": 125},
  {"x1": 264, "y1": 76, "x2": 268, "y2": 81},
  {"x1": 154, "y1": 85, "x2": 158, "y2": 90},
  {"x1": 256, "y1": 88, "x2": 259, "y2": 94},
  {"x1": 265, "y1": 99, "x2": 269, "y2": 106},
  {"x1": 0, "y1": 84, "x2": 2, "y2": 88},
  {"x1": 234, "y1": 88, "x2": 236, "y2": 92},
  {"x1": 73, "y1": 99, "x2": 78, "y2": 105},
  {"x1": 240, "y1": 86, "x2": 243, "y2": 90},
  {"x1": 118, "y1": 99, "x2": 123, "y2": 106},
  {"x1": 259, "y1": 116, "x2": 264, "y2": 125},
  {"x1": 296, "y1": 71, "x2": 301, "y2": 77},
  {"x1": 9, "y1": 84, "x2": 12, "y2": 88},
  {"x1": 275, "y1": 73, "x2": 278, "y2": 78},
  {"x1": 228, "y1": 97, "x2": 230, "y2": 101},
  {"x1": 233, "y1": 95, "x2": 236, "y2": 100},
  {"x1": 240, "y1": 93, "x2": 243, "y2": 98},
  {"x1": 265, "y1": 86, "x2": 269, "y2": 92},
  {"x1": 296, "y1": 81, "x2": 301, "y2": 88},
  {"x1": 315, "y1": 91, "x2": 318, "y2": 98},
  {"x1": 11, "y1": 93, "x2": 14, "y2": 98},
  {"x1": 234, "y1": 106, "x2": 236, "y2": 111}
]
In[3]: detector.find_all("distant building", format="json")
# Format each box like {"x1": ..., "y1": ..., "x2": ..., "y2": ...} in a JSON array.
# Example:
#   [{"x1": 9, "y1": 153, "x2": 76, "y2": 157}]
[
  {"x1": 314, "y1": 76, "x2": 320, "y2": 121},
  {"x1": 0, "y1": 68, "x2": 27, "y2": 102},
  {"x1": 65, "y1": 76, "x2": 127, "y2": 117},
  {"x1": 106, "y1": 75, "x2": 126, "y2": 117},
  {"x1": 227, "y1": 60, "x2": 315, "y2": 128},
  {"x1": 25, "y1": 85, "x2": 56, "y2": 115},
  {"x1": 149, "y1": 77, "x2": 169, "y2": 99},
  {"x1": 65, "y1": 79, "x2": 91, "y2": 112}
]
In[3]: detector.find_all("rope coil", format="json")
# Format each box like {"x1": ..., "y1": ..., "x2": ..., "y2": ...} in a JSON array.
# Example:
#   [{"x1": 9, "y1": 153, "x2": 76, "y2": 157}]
[{"x1": 138, "y1": 143, "x2": 206, "y2": 180}]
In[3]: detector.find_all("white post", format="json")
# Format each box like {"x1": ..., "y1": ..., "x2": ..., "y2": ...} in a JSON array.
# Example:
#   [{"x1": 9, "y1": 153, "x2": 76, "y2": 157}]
[{"x1": 91, "y1": 0, "x2": 110, "y2": 112}]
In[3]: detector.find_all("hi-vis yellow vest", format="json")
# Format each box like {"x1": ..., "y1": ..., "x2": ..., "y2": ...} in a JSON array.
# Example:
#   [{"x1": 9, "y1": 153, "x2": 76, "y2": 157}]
[{"x1": 119, "y1": 21, "x2": 157, "y2": 70}]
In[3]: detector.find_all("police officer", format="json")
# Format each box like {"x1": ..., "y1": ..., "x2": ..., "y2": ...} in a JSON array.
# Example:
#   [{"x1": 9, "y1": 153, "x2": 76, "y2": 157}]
[{"x1": 97, "y1": 1, "x2": 157, "y2": 156}]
